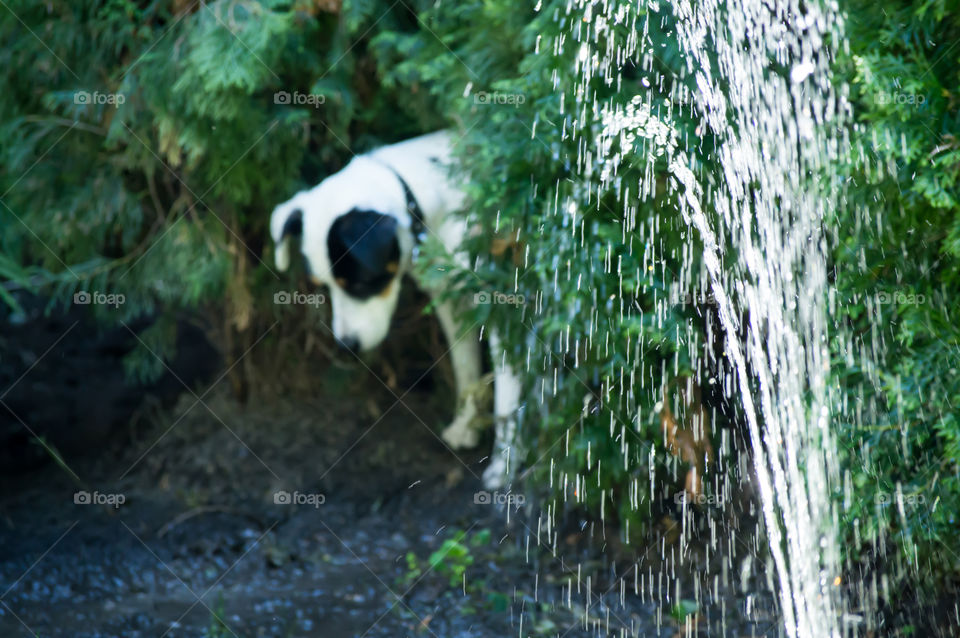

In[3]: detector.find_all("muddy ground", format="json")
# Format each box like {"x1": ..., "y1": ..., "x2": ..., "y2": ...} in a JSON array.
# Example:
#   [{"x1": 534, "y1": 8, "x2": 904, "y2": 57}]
[{"x1": 0, "y1": 300, "x2": 783, "y2": 637}]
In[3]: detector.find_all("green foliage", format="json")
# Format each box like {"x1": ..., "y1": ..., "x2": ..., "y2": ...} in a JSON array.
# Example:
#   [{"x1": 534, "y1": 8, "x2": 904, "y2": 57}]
[
  {"x1": 836, "y1": 0, "x2": 960, "y2": 584},
  {"x1": 669, "y1": 599, "x2": 700, "y2": 623},
  {"x1": 387, "y1": 0, "x2": 707, "y2": 541},
  {"x1": 203, "y1": 592, "x2": 231, "y2": 638},
  {"x1": 401, "y1": 528, "x2": 490, "y2": 591},
  {"x1": 0, "y1": 0, "x2": 438, "y2": 379}
]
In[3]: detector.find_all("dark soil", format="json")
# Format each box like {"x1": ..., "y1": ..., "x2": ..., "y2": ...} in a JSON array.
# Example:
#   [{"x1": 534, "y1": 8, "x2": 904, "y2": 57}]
[{"x1": 0, "y1": 301, "x2": 781, "y2": 637}]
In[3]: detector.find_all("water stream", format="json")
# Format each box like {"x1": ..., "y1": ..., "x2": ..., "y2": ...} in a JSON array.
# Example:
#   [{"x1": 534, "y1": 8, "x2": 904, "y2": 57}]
[{"x1": 549, "y1": 0, "x2": 853, "y2": 635}]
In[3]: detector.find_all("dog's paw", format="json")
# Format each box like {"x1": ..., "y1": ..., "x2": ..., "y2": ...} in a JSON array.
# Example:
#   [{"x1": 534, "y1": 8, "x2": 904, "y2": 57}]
[
  {"x1": 441, "y1": 396, "x2": 480, "y2": 449},
  {"x1": 482, "y1": 458, "x2": 508, "y2": 490},
  {"x1": 441, "y1": 422, "x2": 480, "y2": 449}
]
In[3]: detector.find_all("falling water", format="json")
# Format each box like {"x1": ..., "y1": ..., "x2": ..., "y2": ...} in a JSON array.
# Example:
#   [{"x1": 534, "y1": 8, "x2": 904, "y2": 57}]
[
  {"x1": 668, "y1": 0, "x2": 848, "y2": 635},
  {"x1": 551, "y1": 0, "x2": 851, "y2": 635}
]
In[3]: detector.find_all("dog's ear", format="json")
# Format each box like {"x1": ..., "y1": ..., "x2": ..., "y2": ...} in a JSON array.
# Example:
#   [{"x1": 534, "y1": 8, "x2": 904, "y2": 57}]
[{"x1": 270, "y1": 204, "x2": 303, "y2": 271}]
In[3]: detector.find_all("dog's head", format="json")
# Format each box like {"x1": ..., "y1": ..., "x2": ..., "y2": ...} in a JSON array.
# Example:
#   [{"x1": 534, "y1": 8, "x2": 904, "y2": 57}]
[{"x1": 271, "y1": 190, "x2": 408, "y2": 353}]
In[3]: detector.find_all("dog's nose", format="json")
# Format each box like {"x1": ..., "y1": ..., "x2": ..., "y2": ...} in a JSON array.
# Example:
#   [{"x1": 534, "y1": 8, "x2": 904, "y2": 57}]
[{"x1": 336, "y1": 336, "x2": 360, "y2": 353}]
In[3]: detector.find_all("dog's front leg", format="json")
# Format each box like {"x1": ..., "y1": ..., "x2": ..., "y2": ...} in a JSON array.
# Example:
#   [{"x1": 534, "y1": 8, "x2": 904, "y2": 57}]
[
  {"x1": 435, "y1": 301, "x2": 483, "y2": 449},
  {"x1": 482, "y1": 331, "x2": 522, "y2": 490}
]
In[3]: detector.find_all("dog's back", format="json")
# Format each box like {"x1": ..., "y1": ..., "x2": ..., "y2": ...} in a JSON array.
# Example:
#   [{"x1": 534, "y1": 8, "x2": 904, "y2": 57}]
[{"x1": 364, "y1": 132, "x2": 465, "y2": 225}]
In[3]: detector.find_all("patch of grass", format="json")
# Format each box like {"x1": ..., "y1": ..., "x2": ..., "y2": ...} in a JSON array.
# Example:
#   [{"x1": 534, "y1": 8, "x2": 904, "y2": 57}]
[
  {"x1": 203, "y1": 593, "x2": 230, "y2": 638},
  {"x1": 400, "y1": 528, "x2": 492, "y2": 591}
]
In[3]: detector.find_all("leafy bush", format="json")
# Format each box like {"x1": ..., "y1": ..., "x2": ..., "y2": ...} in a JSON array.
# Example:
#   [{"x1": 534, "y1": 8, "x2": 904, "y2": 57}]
[
  {"x1": 376, "y1": 0, "x2": 716, "y2": 540},
  {"x1": 0, "y1": 0, "x2": 439, "y2": 379},
  {"x1": 834, "y1": 0, "x2": 960, "y2": 585},
  {"x1": 392, "y1": 0, "x2": 960, "y2": 595}
]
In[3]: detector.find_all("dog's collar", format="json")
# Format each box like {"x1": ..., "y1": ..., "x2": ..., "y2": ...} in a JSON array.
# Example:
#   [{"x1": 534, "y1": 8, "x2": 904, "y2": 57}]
[{"x1": 373, "y1": 160, "x2": 427, "y2": 246}]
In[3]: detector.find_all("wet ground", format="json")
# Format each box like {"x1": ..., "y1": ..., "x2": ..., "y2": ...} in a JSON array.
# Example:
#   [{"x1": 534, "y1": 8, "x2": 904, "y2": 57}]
[
  {"x1": 0, "y1": 303, "x2": 783, "y2": 637},
  {"x1": 1, "y1": 391, "x2": 537, "y2": 637},
  {"x1": 0, "y1": 390, "x2": 673, "y2": 638}
]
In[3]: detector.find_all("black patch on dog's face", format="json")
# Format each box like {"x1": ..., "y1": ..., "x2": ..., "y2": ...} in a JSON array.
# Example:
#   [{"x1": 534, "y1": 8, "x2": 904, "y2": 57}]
[{"x1": 327, "y1": 210, "x2": 400, "y2": 300}]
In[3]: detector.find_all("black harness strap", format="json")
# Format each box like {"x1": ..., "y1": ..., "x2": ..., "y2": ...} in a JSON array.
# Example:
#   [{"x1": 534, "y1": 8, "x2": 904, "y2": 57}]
[{"x1": 376, "y1": 161, "x2": 427, "y2": 245}]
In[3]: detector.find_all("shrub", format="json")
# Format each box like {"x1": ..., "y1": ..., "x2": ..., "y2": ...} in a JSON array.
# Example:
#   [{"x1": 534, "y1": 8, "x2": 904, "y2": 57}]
[
  {"x1": 834, "y1": 0, "x2": 960, "y2": 586},
  {"x1": 376, "y1": 0, "x2": 715, "y2": 541},
  {"x1": 0, "y1": 0, "x2": 439, "y2": 381}
]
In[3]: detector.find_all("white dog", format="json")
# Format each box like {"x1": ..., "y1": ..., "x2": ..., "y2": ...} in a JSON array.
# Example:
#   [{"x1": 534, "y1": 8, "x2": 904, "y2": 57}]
[{"x1": 270, "y1": 131, "x2": 519, "y2": 489}]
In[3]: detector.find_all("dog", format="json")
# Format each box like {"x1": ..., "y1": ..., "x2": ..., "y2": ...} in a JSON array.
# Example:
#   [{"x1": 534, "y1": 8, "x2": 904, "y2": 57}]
[
  {"x1": 660, "y1": 378, "x2": 713, "y2": 502},
  {"x1": 270, "y1": 131, "x2": 520, "y2": 489}
]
